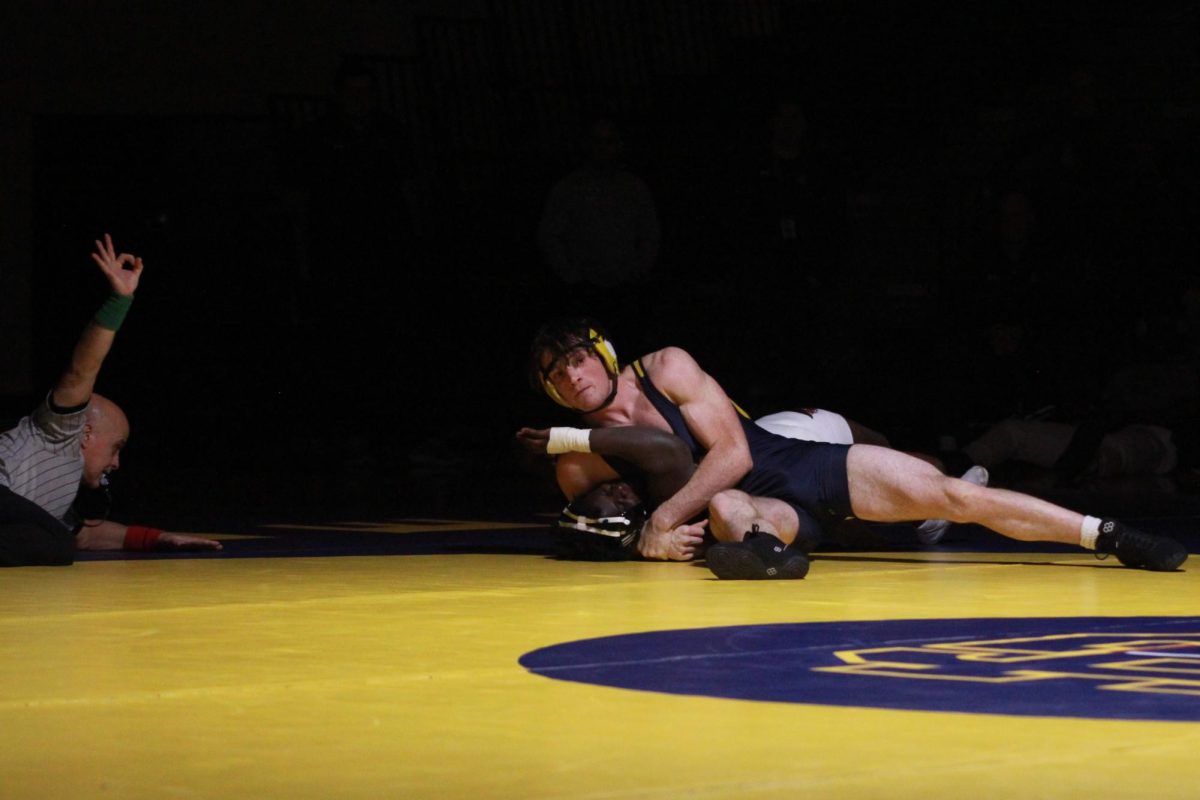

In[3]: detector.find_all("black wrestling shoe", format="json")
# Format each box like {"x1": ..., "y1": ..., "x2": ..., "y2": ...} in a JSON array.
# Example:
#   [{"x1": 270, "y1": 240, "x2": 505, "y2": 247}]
[
  {"x1": 706, "y1": 526, "x2": 810, "y2": 580},
  {"x1": 1094, "y1": 519, "x2": 1188, "y2": 571}
]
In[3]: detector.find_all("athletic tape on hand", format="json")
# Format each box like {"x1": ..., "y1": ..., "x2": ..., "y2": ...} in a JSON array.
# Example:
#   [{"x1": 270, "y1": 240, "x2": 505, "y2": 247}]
[{"x1": 547, "y1": 427, "x2": 592, "y2": 454}]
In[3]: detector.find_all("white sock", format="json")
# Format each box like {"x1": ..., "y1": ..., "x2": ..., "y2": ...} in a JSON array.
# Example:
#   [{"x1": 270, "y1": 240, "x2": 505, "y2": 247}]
[{"x1": 1079, "y1": 515, "x2": 1102, "y2": 550}]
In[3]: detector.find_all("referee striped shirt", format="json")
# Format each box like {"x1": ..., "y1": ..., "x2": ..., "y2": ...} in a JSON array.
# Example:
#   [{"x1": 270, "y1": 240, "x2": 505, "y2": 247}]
[{"x1": 0, "y1": 395, "x2": 87, "y2": 527}]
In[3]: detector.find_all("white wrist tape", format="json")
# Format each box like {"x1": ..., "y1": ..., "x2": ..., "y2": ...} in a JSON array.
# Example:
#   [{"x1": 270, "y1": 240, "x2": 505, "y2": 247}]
[{"x1": 547, "y1": 427, "x2": 592, "y2": 454}]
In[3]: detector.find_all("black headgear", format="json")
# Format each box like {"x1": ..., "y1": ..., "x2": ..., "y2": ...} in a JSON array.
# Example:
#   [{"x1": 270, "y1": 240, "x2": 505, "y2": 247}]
[{"x1": 552, "y1": 502, "x2": 646, "y2": 561}]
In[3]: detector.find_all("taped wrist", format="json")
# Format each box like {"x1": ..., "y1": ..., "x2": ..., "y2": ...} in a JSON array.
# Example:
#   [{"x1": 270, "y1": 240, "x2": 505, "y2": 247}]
[
  {"x1": 123, "y1": 526, "x2": 163, "y2": 551},
  {"x1": 94, "y1": 292, "x2": 134, "y2": 331},
  {"x1": 547, "y1": 427, "x2": 592, "y2": 454}
]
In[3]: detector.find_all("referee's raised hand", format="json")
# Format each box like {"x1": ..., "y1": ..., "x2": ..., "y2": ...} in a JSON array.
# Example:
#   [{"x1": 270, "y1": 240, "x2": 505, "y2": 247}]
[{"x1": 90, "y1": 233, "x2": 144, "y2": 296}]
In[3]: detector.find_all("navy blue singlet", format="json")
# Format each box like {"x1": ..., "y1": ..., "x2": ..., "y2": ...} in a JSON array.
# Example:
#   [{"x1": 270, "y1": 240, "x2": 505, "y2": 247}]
[{"x1": 632, "y1": 359, "x2": 854, "y2": 548}]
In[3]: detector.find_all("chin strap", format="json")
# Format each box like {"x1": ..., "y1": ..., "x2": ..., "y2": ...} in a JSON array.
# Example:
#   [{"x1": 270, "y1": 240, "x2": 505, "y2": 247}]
[{"x1": 577, "y1": 371, "x2": 619, "y2": 414}]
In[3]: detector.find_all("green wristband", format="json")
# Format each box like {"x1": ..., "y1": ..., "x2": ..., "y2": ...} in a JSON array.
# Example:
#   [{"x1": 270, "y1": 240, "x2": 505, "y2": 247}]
[{"x1": 93, "y1": 292, "x2": 134, "y2": 331}]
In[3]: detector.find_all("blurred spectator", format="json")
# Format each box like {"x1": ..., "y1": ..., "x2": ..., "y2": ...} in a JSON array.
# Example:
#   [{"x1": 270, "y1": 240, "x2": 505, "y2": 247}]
[
  {"x1": 954, "y1": 417, "x2": 1177, "y2": 483},
  {"x1": 285, "y1": 58, "x2": 419, "y2": 417},
  {"x1": 726, "y1": 98, "x2": 845, "y2": 291},
  {"x1": 709, "y1": 97, "x2": 848, "y2": 411},
  {"x1": 941, "y1": 186, "x2": 1095, "y2": 428},
  {"x1": 537, "y1": 114, "x2": 660, "y2": 328},
  {"x1": 298, "y1": 57, "x2": 416, "y2": 304}
]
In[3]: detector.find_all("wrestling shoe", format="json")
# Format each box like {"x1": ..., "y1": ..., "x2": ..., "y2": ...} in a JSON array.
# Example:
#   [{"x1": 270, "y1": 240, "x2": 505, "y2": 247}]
[
  {"x1": 1094, "y1": 519, "x2": 1188, "y2": 571},
  {"x1": 706, "y1": 526, "x2": 810, "y2": 580},
  {"x1": 916, "y1": 465, "x2": 990, "y2": 545}
]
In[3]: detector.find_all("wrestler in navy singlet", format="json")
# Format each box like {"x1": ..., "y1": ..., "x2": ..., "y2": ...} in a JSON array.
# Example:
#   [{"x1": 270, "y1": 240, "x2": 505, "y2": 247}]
[{"x1": 631, "y1": 359, "x2": 854, "y2": 549}]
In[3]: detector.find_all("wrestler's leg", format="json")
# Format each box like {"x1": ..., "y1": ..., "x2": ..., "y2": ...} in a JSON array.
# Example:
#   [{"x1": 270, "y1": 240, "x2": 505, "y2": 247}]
[
  {"x1": 708, "y1": 489, "x2": 800, "y2": 544},
  {"x1": 706, "y1": 489, "x2": 813, "y2": 579},
  {"x1": 848, "y1": 444, "x2": 1188, "y2": 570},
  {"x1": 846, "y1": 444, "x2": 1084, "y2": 543}
]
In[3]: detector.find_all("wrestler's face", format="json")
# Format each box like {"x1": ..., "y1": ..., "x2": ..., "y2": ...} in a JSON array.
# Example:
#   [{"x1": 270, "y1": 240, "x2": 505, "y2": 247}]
[
  {"x1": 540, "y1": 345, "x2": 611, "y2": 411},
  {"x1": 576, "y1": 480, "x2": 642, "y2": 518},
  {"x1": 81, "y1": 419, "x2": 129, "y2": 489}
]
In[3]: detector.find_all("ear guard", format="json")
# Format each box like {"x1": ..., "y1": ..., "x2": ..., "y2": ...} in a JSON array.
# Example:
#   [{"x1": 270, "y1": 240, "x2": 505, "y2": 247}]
[
  {"x1": 552, "y1": 502, "x2": 646, "y2": 560},
  {"x1": 541, "y1": 328, "x2": 619, "y2": 408}
]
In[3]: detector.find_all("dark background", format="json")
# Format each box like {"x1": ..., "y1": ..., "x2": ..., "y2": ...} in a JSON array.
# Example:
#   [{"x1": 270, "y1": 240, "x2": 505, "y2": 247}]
[{"x1": 4, "y1": 0, "x2": 1199, "y2": 524}]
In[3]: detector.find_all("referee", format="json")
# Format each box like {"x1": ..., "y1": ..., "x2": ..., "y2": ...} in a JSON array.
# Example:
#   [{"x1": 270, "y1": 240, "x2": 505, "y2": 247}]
[{"x1": 0, "y1": 234, "x2": 220, "y2": 566}]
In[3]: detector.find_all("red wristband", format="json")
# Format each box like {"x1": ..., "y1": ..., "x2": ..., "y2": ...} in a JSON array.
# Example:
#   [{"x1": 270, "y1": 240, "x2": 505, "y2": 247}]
[{"x1": 123, "y1": 526, "x2": 163, "y2": 551}]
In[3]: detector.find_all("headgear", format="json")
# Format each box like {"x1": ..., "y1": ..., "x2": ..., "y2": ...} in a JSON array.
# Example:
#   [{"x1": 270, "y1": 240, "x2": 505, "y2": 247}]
[
  {"x1": 529, "y1": 319, "x2": 620, "y2": 411},
  {"x1": 552, "y1": 501, "x2": 646, "y2": 561}
]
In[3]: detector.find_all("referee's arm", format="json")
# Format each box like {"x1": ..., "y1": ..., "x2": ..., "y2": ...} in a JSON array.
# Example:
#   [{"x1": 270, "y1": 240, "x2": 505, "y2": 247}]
[{"x1": 53, "y1": 234, "x2": 143, "y2": 409}]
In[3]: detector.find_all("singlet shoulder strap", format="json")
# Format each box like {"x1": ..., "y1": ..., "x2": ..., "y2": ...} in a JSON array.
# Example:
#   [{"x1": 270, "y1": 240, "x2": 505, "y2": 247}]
[
  {"x1": 631, "y1": 357, "x2": 698, "y2": 455},
  {"x1": 633, "y1": 357, "x2": 751, "y2": 419}
]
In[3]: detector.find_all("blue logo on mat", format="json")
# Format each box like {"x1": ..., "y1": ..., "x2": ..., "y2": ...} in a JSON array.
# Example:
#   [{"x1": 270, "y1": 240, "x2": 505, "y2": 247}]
[{"x1": 520, "y1": 617, "x2": 1200, "y2": 721}]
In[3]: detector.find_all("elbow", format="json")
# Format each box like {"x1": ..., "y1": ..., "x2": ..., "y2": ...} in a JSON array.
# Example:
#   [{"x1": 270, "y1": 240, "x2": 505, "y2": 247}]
[
  {"x1": 723, "y1": 442, "x2": 752, "y2": 482},
  {"x1": 734, "y1": 451, "x2": 753, "y2": 481},
  {"x1": 58, "y1": 366, "x2": 90, "y2": 390},
  {"x1": 663, "y1": 434, "x2": 692, "y2": 466},
  {"x1": 55, "y1": 365, "x2": 98, "y2": 399},
  {"x1": 74, "y1": 526, "x2": 98, "y2": 551},
  {"x1": 74, "y1": 520, "x2": 121, "y2": 551}
]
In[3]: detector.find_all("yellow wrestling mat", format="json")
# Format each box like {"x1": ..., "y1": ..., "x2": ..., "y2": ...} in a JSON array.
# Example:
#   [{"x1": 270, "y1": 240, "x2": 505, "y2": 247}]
[{"x1": 2, "y1": 545, "x2": 1198, "y2": 799}]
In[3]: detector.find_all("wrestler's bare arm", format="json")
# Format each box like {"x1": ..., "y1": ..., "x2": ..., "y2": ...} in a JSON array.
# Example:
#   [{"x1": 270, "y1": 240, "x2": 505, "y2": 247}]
[
  {"x1": 635, "y1": 348, "x2": 751, "y2": 558},
  {"x1": 518, "y1": 425, "x2": 696, "y2": 503}
]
